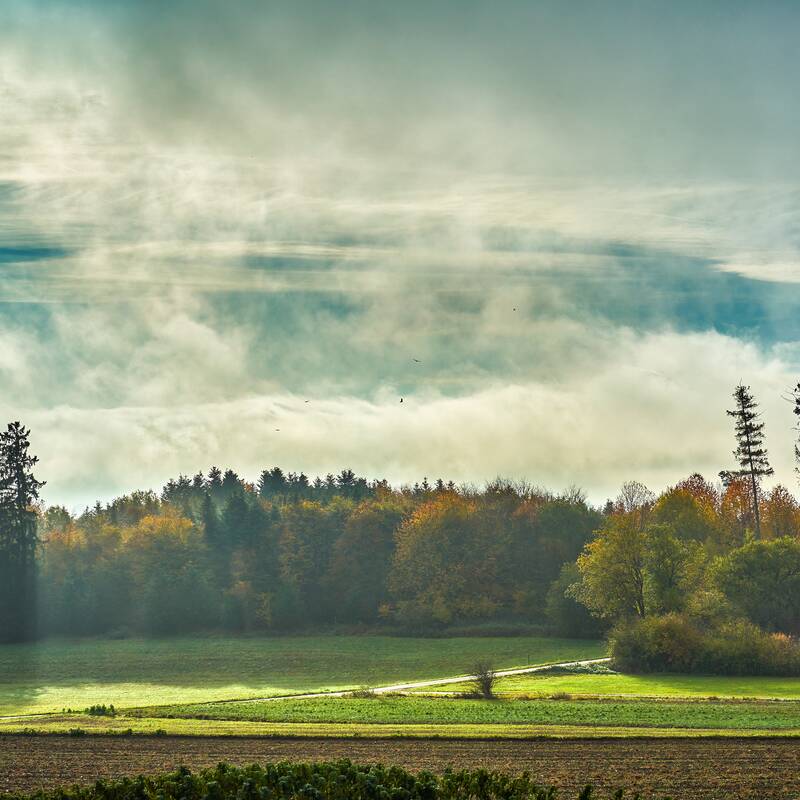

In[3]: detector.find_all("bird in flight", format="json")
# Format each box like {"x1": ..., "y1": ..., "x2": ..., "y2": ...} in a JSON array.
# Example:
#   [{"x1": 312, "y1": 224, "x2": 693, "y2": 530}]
[
  {"x1": 413, "y1": 358, "x2": 421, "y2": 363},
  {"x1": 400, "y1": 398, "x2": 404, "y2": 403},
  {"x1": 304, "y1": 400, "x2": 310, "y2": 403}
]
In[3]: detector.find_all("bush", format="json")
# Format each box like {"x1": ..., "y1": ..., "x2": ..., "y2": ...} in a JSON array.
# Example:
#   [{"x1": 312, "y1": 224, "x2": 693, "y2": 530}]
[
  {"x1": 611, "y1": 613, "x2": 800, "y2": 676},
  {"x1": 467, "y1": 661, "x2": 497, "y2": 699},
  {"x1": 86, "y1": 704, "x2": 116, "y2": 716}
]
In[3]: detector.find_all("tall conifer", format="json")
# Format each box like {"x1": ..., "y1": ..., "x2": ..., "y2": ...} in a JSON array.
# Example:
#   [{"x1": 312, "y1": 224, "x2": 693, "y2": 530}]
[{"x1": 720, "y1": 385, "x2": 773, "y2": 539}]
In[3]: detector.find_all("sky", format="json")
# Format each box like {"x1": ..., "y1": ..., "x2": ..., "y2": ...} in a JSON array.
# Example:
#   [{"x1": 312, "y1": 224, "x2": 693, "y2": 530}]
[{"x1": 1, "y1": 0, "x2": 800, "y2": 509}]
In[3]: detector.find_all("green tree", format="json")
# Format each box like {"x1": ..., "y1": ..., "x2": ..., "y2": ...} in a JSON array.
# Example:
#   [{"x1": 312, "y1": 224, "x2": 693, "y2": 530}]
[
  {"x1": 574, "y1": 514, "x2": 703, "y2": 621},
  {"x1": 573, "y1": 514, "x2": 647, "y2": 620},
  {"x1": 643, "y1": 524, "x2": 705, "y2": 614},
  {"x1": 713, "y1": 537, "x2": 800, "y2": 634},
  {"x1": 0, "y1": 422, "x2": 45, "y2": 641}
]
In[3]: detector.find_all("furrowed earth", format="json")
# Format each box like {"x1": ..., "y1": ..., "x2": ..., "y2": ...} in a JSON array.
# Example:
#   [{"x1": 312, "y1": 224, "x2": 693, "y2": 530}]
[{"x1": 2, "y1": 735, "x2": 800, "y2": 800}]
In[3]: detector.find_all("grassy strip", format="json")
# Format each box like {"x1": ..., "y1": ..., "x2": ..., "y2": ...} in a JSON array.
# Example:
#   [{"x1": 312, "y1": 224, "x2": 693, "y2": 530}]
[
  {"x1": 0, "y1": 635, "x2": 605, "y2": 715},
  {"x1": 1, "y1": 714, "x2": 799, "y2": 738},
  {"x1": 432, "y1": 672, "x2": 800, "y2": 699},
  {"x1": 137, "y1": 694, "x2": 800, "y2": 730}
]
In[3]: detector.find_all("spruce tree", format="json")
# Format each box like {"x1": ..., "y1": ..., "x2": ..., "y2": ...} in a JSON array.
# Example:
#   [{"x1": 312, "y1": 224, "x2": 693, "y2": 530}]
[
  {"x1": 0, "y1": 422, "x2": 45, "y2": 641},
  {"x1": 719, "y1": 384, "x2": 773, "y2": 539}
]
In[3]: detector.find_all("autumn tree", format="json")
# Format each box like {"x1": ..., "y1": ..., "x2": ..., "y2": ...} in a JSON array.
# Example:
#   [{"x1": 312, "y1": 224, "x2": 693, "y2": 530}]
[
  {"x1": 720, "y1": 384, "x2": 773, "y2": 539},
  {"x1": 389, "y1": 493, "x2": 503, "y2": 625},
  {"x1": 0, "y1": 422, "x2": 45, "y2": 641},
  {"x1": 761, "y1": 485, "x2": 800, "y2": 540}
]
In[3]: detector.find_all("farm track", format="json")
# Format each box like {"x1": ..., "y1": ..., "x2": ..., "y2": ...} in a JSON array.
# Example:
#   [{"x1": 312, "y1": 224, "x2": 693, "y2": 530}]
[
  {"x1": 214, "y1": 658, "x2": 613, "y2": 705},
  {"x1": 2, "y1": 735, "x2": 799, "y2": 799}
]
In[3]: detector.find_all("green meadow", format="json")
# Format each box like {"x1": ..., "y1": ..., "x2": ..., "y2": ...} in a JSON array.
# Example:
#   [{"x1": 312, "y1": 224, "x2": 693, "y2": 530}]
[
  {"x1": 143, "y1": 693, "x2": 800, "y2": 730},
  {"x1": 0, "y1": 635, "x2": 604, "y2": 715},
  {"x1": 433, "y1": 672, "x2": 800, "y2": 699}
]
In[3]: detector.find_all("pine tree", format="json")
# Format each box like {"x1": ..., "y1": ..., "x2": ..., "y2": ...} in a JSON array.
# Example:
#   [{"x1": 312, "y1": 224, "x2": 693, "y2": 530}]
[
  {"x1": 0, "y1": 422, "x2": 45, "y2": 641},
  {"x1": 719, "y1": 384, "x2": 773, "y2": 539}
]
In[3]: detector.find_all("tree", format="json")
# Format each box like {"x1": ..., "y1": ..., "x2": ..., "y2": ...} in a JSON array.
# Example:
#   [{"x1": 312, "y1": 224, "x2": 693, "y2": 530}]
[
  {"x1": 573, "y1": 514, "x2": 647, "y2": 620},
  {"x1": 325, "y1": 493, "x2": 410, "y2": 623},
  {"x1": 720, "y1": 384, "x2": 773, "y2": 539},
  {"x1": 643, "y1": 524, "x2": 704, "y2": 614},
  {"x1": 761, "y1": 485, "x2": 800, "y2": 540},
  {"x1": 652, "y1": 484, "x2": 719, "y2": 543},
  {"x1": 573, "y1": 514, "x2": 703, "y2": 621},
  {"x1": 388, "y1": 494, "x2": 504, "y2": 625},
  {"x1": 713, "y1": 537, "x2": 800, "y2": 634},
  {"x1": 615, "y1": 481, "x2": 655, "y2": 529},
  {"x1": 0, "y1": 422, "x2": 45, "y2": 641}
]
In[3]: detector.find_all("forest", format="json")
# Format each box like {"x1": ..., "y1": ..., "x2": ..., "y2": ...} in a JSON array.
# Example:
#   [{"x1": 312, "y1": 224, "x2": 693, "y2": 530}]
[{"x1": 2, "y1": 384, "x2": 800, "y2": 676}]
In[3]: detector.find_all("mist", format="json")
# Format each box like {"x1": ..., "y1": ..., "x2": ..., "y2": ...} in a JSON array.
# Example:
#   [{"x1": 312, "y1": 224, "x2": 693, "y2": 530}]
[{"x1": 1, "y1": 0, "x2": 799, "y2": 507}]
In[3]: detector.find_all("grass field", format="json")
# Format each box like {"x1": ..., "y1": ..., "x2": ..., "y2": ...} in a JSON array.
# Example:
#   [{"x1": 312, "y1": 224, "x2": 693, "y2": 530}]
[
  {"x1": 1, "y1": 713, "x2": 798, "y2": 738},
  {"x1": 433, "y1": 672, "x2": 800, "y2": 699},
  {"x1": 0, "y1": 635, "x2": 604, "y2": 715},
  {"x1": 139, "y1": 694, "x2": 800, "y2": 730}
]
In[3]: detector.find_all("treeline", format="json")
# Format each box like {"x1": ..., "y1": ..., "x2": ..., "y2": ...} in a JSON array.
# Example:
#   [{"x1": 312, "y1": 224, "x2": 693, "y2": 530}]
[
  {"x1": 2, "y1": 381, "x2": 800, "y2": 667},
  {"x1": 36, "y1": 470, "x2": 603, "y2": 638},
  {"x1": 30, "y1": 463, "x2": 800, "y2": 645}
]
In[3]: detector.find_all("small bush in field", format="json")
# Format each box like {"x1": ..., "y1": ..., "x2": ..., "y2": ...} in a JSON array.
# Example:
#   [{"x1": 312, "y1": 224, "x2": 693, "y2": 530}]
[
  {"x1": 349, "y1": 686, "x2": 379, "y2": 698},
  {"x1": 86, "y1": 704, "x2": 116, "y2": 716},
  {"x1": 468, "y1": 661, "x2": 497, "y2": 699}
]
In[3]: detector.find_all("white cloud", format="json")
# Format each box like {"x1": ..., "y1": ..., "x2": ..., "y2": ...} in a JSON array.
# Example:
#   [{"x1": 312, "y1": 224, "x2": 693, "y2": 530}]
[{"x1": 6, "y1": 327, "x2": 797, "y2": 510}]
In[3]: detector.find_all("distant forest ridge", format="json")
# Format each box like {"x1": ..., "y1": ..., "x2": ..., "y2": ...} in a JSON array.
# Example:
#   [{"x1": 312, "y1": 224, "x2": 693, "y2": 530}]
[
  {"x1": 31, "y1": 463, "x2": 800, "y2": 641},
  {"x1": 1, "y1": 381, "x2": 799, "y2": 675}
]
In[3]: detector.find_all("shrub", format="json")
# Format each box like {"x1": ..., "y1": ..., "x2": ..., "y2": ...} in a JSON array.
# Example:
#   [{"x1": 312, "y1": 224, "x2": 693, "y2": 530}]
[
  {"x1": 349, "y1": 686, "x2": 379, "y2": 699},
  {"x1": 467, "y1": 661, "x2": 497, "y2": 699},
  {"x1": 86, "y1": 704, "x2": 116, "y2": 716},
  {"x1": 611, "y1": 613, "x2": 800, "y2": 676}
]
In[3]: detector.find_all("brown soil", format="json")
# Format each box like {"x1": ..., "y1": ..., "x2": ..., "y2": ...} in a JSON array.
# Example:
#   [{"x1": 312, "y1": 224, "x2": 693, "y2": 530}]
[{"x1": 1, "y1": 735, "x2": 799, "y2": 799}]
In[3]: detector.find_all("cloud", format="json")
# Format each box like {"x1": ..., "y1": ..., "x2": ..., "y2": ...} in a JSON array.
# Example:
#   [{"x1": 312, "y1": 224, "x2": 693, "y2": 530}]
[
  {"x1": 7, "y1": 327, "x2": 799, "y2": 509},
  {"x1": 1, "y1": 2, "x2": 800, "y2": 506}
]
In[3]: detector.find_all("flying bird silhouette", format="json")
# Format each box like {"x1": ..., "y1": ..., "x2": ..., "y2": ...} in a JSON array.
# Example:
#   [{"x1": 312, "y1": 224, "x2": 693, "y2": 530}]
[
  {"x1": 413, "y1": 358, "x2": 421, "y2": 363},
  {"x1": 400, "y1": 398, "x2": 403, "y2": 403}
]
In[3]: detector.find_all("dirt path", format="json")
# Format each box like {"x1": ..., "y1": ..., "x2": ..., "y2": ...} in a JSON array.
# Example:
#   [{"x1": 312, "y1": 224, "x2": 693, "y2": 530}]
[
  {"x1": 226, "y1": 658, "x2": 612, "y2": 704},
  {"x1": 0, "y1": 659, "x2": 611, "y2": 720},
  {"x1": 2, "y1": 734, "x2": 798, "y2": 799}
]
